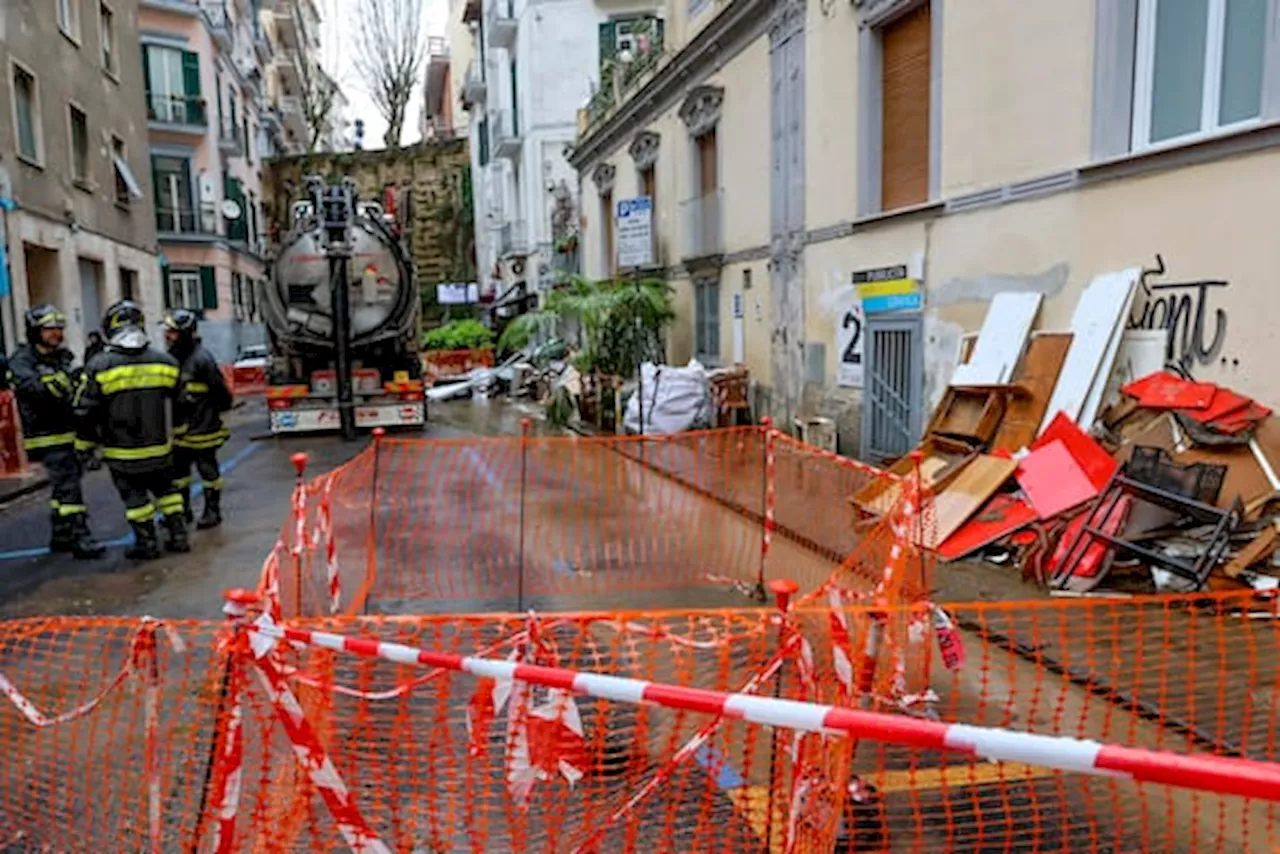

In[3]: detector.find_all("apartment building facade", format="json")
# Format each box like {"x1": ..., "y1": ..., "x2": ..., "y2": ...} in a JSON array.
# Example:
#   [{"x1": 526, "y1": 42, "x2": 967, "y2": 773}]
[
  {"x1": 571, "y1": 0, "x2": 1280, "y2": 459},
  {"x1": 458, "y1": 0, "x2": 609, "y2": 302},
  {"x1": 0, "y1": 0, "x2": 160, "y2": 359},
  {"x1": 139, "y1": 0, "x2": 307, "y2": 362}
]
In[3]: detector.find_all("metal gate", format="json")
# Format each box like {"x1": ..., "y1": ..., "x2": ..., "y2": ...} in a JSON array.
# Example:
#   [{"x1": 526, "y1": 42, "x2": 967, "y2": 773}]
[{"x1": 861, "y1": 314, "x2": 923, "y2": 461}]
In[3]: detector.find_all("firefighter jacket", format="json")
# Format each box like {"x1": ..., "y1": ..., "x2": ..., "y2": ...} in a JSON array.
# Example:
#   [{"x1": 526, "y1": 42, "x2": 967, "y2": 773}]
[
  {"x1": 6, "y1": 344, "x2": 80, "y2": 458},
  {"x1": 173, "y1": 342, "x2": 232, "y2": 450},
  {"x1": 75, "y1": 342, "x2": 181, "y2": 473}
]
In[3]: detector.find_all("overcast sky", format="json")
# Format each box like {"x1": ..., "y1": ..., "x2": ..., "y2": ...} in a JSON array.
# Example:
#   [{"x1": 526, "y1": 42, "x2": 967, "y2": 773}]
[{"x1": 317, "y1": 0, "x2": 450, "y2": 150}]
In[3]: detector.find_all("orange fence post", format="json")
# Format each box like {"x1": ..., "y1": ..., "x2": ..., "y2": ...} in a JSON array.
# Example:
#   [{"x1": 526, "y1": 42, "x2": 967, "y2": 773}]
[
  {"x1": 758, "y1": 416, "x2": 777, "y2": 603},
  {"x1": 289, "y1": 452, "x2": 308, "y2": 616},
  {"x1": 518, "y1": 417, "x2": 531, "y2": 612},
  {"x1": 365, "y1": 427, "x2": 386, "y2": 616},
  {"x1": 765, "y1": 577, "x2": 800, "y2": 853}
]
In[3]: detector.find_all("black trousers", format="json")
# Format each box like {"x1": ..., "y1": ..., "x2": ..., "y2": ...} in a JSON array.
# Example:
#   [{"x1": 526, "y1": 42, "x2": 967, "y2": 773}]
[
  {"x1": 109, "y1": 464, "x2": 185, "y2": 524},
  {"x1": 38, "y1": 447, "x2": 87, "y2": 522},
  {"x1": 173, "y1": 446, "x2": 222, "y2": 492}
]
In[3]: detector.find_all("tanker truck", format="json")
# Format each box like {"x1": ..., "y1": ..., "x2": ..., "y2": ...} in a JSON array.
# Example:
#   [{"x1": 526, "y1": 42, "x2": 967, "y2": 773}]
[{"x1": 259, "y1": 181, "x2": 426, "y2": 435}]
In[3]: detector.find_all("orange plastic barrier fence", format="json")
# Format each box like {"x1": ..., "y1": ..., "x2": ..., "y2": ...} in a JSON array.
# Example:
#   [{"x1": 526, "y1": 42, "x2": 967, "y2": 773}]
[
  {"x1": 4, "y1": 592, "x2": 1280, "y2": 852},
  {"x1": 262, "y1": 425, "x2": 930, "y2": 620}
]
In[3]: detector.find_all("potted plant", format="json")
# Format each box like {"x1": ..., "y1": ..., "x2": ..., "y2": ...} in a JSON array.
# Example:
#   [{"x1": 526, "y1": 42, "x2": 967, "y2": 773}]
[
  {"x1": 499, "y1": 275, "x2": 674, "y2": 429},
  {"x1": 421, "y1": 318, "x2": 496, "y2": 380}
]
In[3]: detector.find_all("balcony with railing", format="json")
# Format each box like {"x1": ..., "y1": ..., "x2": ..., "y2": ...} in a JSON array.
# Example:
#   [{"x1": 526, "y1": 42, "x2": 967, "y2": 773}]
[
  {"x1": 461, "y1": 61, "x2": 486, "y2": 108},
  {"x1": 498, "y1": 220, "x2": 529, "y2": 258},
  {"x1": 680, "y1": 190, "x2": 723, "y2": 261},
  {"x1": 487, "y1": 0, "x2": 517, "y2": 49},
  {"x1": 202, "y1": 1, "x2": 233, "y2": 50},
  {"x1": 492, "y1": 109, "x2": 522, "y2": 159},
  {"x1": 147, "y1": 93, "x2": 207, "y2": 130}
]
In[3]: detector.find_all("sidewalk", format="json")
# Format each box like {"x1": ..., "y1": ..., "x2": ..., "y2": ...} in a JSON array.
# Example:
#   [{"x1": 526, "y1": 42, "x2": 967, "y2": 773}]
[{"x1": 0, "y1": 467, "x2": 47, "y2": 507}]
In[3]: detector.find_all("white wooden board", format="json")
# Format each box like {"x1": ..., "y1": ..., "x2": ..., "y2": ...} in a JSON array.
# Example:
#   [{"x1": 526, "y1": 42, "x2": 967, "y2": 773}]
[
  {"x1": 1038, "y1": 268, "x2": 1140, "y2": 433},
  {"x1": 1101, "y1": 328, "x2": 1168, "y2": 408},
  {"x1": 949, "y1": 292, "x2": 1043, "y2": 387}
]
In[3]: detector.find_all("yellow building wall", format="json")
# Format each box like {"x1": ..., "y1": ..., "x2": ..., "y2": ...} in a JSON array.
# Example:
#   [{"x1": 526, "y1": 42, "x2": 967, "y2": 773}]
[{"x1": 938, "y1": 0, "x2": 1095, "y2": 195}]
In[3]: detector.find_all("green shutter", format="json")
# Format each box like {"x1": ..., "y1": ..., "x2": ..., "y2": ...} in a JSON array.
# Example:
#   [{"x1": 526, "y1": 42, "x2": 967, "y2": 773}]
[
  {"x1": 181, "y1": 50, "x2": 204, "y2": 124},
  {"x1": 598, "y1": 21, "x2": 616, "y2": 62},
  {"x1": 215, "y1": 75, "x2": 223, "y2": 128},
  {"x1": 181, "y1": 51, "x2": 201, "y2": 95},
  {"x1": 199, "y1": 266, "x2": 217, "y2": 310},
  {"x1": 142, "y1": 45, "x2": 152, "y2": 93},
  {"x1": 478, "y1": 118, "x2": 489, "y2": 165},
  {"x1": 654, "y1": 18, "x2": 664, "y2": 52},
  {"x1": 161, "y1": 265, "x2": 172, "y2": 309}
]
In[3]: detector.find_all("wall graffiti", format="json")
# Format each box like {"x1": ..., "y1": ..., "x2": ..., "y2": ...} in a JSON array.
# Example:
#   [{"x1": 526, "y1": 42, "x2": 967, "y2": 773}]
[{"x1": 1128, "y1": 258, "x2": 1232, "y2": 374}]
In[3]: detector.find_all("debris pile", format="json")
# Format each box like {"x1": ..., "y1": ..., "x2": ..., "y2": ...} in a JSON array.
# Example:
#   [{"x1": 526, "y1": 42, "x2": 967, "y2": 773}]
[{"x1": 853, "y1": 267, "x2": 1280, "y2": 596}]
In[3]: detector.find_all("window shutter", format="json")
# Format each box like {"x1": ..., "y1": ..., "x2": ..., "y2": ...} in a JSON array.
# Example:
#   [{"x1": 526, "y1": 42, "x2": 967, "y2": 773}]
[
  {"x1": 181, "y1": 50, "x2": 201, "y2": 95},
  {"x1": 654, "y1": 18, "x2": 665, "y2": 52},
  {"x1": 161, "y1": 265, "x2": 172, "y2": 309},
  {"x1": 142, "y1": 45, "x2": 152, "y2": 93},
  {"x1": 880, "y1": 5, "x2": 931, "y2": 211},
  {"x1": 199, "y1": 266, "x2": 217, "y2": 310},
  {"x1": 599, "y1": 21, "x2": 616, "y2": 61}
]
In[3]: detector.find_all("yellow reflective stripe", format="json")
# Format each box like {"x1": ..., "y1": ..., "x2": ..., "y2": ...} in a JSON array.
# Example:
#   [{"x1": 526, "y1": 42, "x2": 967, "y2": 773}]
[
  {"x1": 97, "y1": 363, "x2": 179, "y2": 395},
  {"x1": 125, "y1": 503, "x2": 156, "y2": 522},
  {"x1": 156, "y1": 493, "x2": 185, "y2": 514},
  {"x1": 74, "y1": 437, "x2": 97, "y2": 452},
  {"x1": 173, "y1": 476, "x2": 193, "y2": 489},
  {"x1": 24, "y1": 432, "x2": 75, "y2": 450},
  {"x1": 103, "y1": 442, "x2": 172, "y2": 461},
  {"x1": 186, "y1": 382, "x2": 210, "y2": 393},
  {"x1": 175, "y1": 429, "x2": 229, "y2": 449},
  {"x1": 49, "y1": 499, "x2": 60, "y2": 509},
  {"x1": 204, "y1": 478, "x2": 224, "y2": 490},
  {"x1": 57, "y1": 503, "x2": 87, "y2": 516},
  {"x1": 174, "y1": 424, "x2": 189, "y2": 435}
]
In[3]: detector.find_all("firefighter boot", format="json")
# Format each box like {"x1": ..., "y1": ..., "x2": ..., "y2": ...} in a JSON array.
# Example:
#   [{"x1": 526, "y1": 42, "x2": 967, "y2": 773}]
[
  {"x1": 126, "y1": 521, "x2": 162, "y2": 561},
  {"x1": 197, "y1": 488, "x2": 222, "y2": 530},
  {"x1": 181, "y1": 487, "x2": 194, "y2": 526},
  {"x1": 164, "y1": 513, "x2": 191, "y2": 553},
  {"x1": 69, "y1": 516, "x2": 105, "y2": 561},
  {"x1": 49, "y1": 510, "x2": 74, "y2": 553}
]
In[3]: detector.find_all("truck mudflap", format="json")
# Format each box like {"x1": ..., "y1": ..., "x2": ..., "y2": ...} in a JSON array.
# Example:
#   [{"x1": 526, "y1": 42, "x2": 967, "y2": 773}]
[{"x1": 269, "y1": 401, "x2": 425, "y2": 433}]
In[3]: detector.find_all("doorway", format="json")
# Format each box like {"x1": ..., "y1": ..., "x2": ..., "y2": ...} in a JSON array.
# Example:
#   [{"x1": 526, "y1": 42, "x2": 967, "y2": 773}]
[
  {"x1": 78, "y1": 258, "x2": 105, "y2": 339},
  {"x1": 861, "y1": 314, "x2": 923, "y2": 461}
]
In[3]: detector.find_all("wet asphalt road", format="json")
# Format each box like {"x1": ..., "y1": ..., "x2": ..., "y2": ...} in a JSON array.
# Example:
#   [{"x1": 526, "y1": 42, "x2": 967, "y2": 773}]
[{"x1": 0, "y1": 397, "x2": 536, "y2": 620}]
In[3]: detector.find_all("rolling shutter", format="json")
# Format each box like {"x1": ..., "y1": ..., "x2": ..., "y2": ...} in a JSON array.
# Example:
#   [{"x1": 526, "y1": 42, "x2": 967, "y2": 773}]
[{"x1": 880, "y1": 5, "x2": 931, "y2": 211}]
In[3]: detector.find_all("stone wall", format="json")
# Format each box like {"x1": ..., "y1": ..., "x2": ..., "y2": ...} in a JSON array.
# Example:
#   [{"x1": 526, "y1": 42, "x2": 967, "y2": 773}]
[{"x1": 261, "y1": 140, "x2": 475, "y2": 296}]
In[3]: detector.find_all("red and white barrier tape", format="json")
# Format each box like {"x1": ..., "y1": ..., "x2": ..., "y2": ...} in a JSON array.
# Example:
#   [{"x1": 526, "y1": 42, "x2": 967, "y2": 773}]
[
  {"x1": 251, "y1": 654, "x2": 391, "y2": 853},
  {"x1": 243, "y1": 612, "x2": 1280, "y2": 803},
  {"x1": 772, "y1": 430, "x2": 900, "y2": 482},
  {"x1": 761, "y1": 419, "x2": 777, "y2": 578},
  {"x1": 319, "y1": 475, "x2": 341, "y2": 614}
]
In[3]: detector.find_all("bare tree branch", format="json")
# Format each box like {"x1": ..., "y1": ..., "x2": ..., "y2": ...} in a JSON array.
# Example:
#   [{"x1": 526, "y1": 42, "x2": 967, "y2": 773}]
[
  {"x1": 351, "y1": 0, "x2": 427, "y2": 150},
  {"x1": 294, "y1": 11, "x2": 339, "y2": 153}
]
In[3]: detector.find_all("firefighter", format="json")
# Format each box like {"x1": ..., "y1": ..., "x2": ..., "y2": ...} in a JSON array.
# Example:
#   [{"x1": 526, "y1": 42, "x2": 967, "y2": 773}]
[
  {"x1": 75, "y1": 300, "x2": 190, "y2": 559},
  {"x1": 6, "y1": 305, "x2": 104, "y2": 559},
  {"x1": 163, "y1": 309, "x2": 231, "y2": 528}
]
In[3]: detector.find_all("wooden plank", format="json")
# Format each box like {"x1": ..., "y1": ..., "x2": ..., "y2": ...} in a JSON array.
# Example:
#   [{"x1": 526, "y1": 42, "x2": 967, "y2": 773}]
[
  {"x1": 950, "y1": 292, "x2": 1043, "y2": 386},
  {"x1": 1040, "y1": 268, "x2": 1140, "y2": 433},
  {"x1": 992, "y1": 332, "x2": 1072, "y2": 453},
  {"x1": 1222, "y1": 526, "x2": 1279, "y2": 579},
  {"x1": 926, "y1": 455, "x2": 1018, "y2": 549}
]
